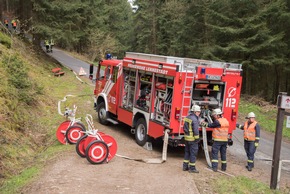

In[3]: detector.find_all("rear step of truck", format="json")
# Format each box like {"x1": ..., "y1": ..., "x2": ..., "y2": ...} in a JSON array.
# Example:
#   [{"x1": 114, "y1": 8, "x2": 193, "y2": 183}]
[{"x1": 107, "y1": 118, "x2": 118, "y2": 125}]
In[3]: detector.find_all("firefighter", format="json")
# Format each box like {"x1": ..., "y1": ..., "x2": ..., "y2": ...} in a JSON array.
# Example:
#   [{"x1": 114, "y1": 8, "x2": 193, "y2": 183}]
[
  {"x1": 236, "y1": 112, "x2": 260, "y2": 171},
  {"x1": 11, "y1": 19, "x2": 17, "y2": 32},
  {"x1": 50, "y1": 39, "x2": 55, "y2": 52},
  {"x1": 44, "y1": 39, "x2": 50, "y2": 52},
  {"x1": 4, "y1": 19, "x2": 9, "y2": 28},
  {"x1": 183, "y1": 105, "x2": 201, "y2": 173},
  {"x1": 201, "y1": 108, "x2": 230, "y2": 172}
]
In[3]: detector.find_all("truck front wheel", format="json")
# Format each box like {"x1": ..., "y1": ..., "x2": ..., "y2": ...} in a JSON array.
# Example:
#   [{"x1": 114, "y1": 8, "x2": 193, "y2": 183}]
[
  {"x1": 135, "y1": 118, "x2": 148, "y2": 146},
  {"x1": 97, "y1": 102, "x2": 109, "y2": 125}
]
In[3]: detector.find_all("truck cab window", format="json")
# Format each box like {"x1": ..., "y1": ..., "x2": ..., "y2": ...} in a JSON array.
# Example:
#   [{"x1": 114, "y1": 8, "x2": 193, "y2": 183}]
[
  {"x1": 112, "y1": 66, "x2": 118, "y2": 83},
  {"x1": 106, "y1": 66, "x2": 111, "y2": 80},
  {"x1": 96, "y1": 64, "x2": 105, "y2": 80}
]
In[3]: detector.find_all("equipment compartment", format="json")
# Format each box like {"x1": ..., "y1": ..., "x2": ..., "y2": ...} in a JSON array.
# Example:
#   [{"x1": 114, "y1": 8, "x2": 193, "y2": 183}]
[{"x1": 191, "y1": 81, "x2": 224, "y2": 109}]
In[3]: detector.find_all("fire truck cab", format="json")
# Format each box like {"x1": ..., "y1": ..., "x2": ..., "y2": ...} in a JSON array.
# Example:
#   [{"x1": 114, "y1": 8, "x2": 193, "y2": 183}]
[{"x1": 94, "y1": 52, "x2": 243, "y2": 147}]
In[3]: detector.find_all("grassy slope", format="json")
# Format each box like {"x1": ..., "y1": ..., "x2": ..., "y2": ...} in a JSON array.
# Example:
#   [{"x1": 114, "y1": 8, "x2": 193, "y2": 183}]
[
  {"x1": 238, "y1": 96, "x2": 290, "y2": 139},
  {"x1": 0, "y1": 32, "x2": 93, "y2": 193}
]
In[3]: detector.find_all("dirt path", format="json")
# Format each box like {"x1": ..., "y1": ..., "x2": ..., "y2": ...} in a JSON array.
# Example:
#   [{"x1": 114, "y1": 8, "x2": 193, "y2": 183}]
[
  {"x1": 21, "y1": 122, "x2": 202, "y2": 194},
  {"x1": 21, "y1": 117, "x2": 290, "y2": 194}
]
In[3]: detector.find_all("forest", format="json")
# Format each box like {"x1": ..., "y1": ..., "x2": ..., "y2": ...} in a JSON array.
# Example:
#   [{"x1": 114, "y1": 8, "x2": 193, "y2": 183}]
[{"x1": 1, "y1": 0, "x2": 290, "y2": 102}]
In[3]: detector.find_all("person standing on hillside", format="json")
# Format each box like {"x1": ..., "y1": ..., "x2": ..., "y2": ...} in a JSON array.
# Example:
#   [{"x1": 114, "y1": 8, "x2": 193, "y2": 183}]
[
  {"x1": 4, "y1": 19, "x2": 9, "y2": 28},
  {"x1": 44, "y1": 39, "x2": 50, "y2": 52},
  {"x1": 201, "y1": 108, "x2": 230, "y2": 172},
  {"x1": 183, "y1": 105, "x2": 201, "y2": 173},
  {"x1": 11, "y1": 19, "x2": 17, "y2": 32},
  {"x1": 236, "y1": 112, "x2": 260, "y2": 171},
  {"x1": 50, "y1": 39, "x2": 55, "y2": 52}
]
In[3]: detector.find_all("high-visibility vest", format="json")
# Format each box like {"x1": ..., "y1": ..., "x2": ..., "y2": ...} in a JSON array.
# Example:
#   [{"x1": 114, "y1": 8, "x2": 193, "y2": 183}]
[
  {"x1": 183, "y1": 117, "x2": 199, "y2": 141},
  {"x1": 50, "y1": 39, "x2": 54, "y2": 45},
  {"x1": 45, "y1": 40, "x2": 49, "y2": 46},
  {"x1": 243, "y1": 121, "x2": 257, "y2": 141},
  {"x1": 212, "y1": 118, "x2": 229, "y2": 141}
]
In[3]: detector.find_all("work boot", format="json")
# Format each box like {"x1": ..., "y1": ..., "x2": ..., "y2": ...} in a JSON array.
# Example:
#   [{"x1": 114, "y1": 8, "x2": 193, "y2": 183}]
[
  {"x1": 183, "y1": 166, "x2": 189, "y2": 171},
  {"x1": 221, "y1": 164, "x2": 227, "y2": 172},
  {"x1": 188, "y1": 169, "x2": 199, "y2": 173},
  {"x1": 183, "y1": 163, "x2": 189, "y2": 171},
  {"x1": 245, "y1": 166, "x2": 252, "y2": 171}
]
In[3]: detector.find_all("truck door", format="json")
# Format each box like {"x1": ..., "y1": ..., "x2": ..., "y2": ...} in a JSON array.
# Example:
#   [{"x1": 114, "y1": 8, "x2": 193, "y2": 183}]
[
  {"x1": 95, "y1": 62, "x2": 110, "y2": 95},
  {"x1": 107, "y1": 66, "x2": 119, "y2": 114}
]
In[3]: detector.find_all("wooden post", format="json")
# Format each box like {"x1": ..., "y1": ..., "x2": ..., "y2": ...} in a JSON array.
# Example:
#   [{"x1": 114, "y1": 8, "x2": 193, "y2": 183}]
[{"x1": 270, "y1": 92, "x2": 286, "y2": 189}]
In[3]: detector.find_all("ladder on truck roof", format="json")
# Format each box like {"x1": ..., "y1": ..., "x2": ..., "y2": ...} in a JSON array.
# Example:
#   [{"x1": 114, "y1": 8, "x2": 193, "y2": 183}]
[
  {"x1": 178, "y1": 67, "x2": 196, "y2": 136},
  {"x1": 125, "y1": 52, "x2": 242, "y2": 72}
]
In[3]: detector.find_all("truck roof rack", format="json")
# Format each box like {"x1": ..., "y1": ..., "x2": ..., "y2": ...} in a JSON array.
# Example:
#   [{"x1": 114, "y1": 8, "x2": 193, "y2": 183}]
[{"x1": 125, "y1": 52, "x2": 242, "y2": 72}]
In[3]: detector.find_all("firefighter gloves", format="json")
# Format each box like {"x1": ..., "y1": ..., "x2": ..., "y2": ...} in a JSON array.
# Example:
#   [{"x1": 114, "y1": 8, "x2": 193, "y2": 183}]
[
  {"x1": 254, "y1": 141, "x2": 259, "y2": 147},
  {"x1": 228, "y1": 138, "x2": 233, "y2": 146},
  {"x1": 201, "y1": 122, "x2": 208, "y2": 127}
]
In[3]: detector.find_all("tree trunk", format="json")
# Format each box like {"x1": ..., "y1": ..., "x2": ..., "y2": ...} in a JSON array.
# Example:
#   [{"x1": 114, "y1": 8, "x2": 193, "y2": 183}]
[
  {"x1": 151, "y1": 0, "x2": 156, "y2": 54},
  {"x1": 6, "y1": 0, "x2": 8, "y2": 12},
  {"x1": 0, "y1": 0, "x2": 3, "y2": 22}
]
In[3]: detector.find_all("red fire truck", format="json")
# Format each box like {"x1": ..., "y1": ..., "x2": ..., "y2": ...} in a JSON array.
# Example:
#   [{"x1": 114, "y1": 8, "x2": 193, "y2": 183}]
[{"x1": 93, "y1": 52, "x2": 242, "y2": 147}]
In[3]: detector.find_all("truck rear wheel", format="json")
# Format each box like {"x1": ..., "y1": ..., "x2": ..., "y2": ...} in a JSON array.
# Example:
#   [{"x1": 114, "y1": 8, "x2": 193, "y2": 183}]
[
  {"x1": 97, "y1": 102, "x2": 109, "y2": 125},
  {"x1": 135, "y1": 118, "x2": 148, "y2": 146}
]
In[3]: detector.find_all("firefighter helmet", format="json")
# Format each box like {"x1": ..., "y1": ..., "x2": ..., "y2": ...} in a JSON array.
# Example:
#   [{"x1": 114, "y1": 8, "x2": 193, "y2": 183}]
[
  {"x1": 191, "y1": 105, "x2": 201, "y2": 112},
  {"x1": 212, "y1": 108, "x2": 223, "y2": 116},
  {"x1": 247, "y1": 112, "x2": 255, "y2": 118}
]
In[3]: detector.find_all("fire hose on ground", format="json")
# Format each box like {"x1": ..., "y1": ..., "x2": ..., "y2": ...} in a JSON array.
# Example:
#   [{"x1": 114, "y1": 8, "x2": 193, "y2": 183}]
[{"x1": 116, "y1": 129, "x2": 170, "y2": 164}]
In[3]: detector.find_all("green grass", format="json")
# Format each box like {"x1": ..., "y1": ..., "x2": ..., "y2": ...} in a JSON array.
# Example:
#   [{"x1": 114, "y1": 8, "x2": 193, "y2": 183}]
[
  {"x1": 238, "y1": 98, "x2": 290, "y2": 139},
  {"x1": 1, "y1": 167, "x2": 39, "y2": 194},
  {"x1": 0, "y1": 144, "x2": 73, "y2": 194},
  {"x1": 0, "y1": 32, "x2": 11, "y2": 48},
  {"x1": 213, "y1": 176, "x2": 289, "y2": 194}
]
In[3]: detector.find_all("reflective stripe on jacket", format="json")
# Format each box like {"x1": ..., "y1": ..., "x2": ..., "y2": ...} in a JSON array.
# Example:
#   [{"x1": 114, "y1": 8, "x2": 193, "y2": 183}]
[
  {"x1": 183, "y1": 115, "x2": 199, "y2": 141},
  {"x1": 244, "y1": 121, "x2": 257, "y2": 141},
  {"x1": 212, "y1": 118, "x2": 229, "y2": 141}
]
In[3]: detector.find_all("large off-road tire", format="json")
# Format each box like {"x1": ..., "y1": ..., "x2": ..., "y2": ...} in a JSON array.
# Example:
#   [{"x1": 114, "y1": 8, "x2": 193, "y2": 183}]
[
  {"x1": 86, "y1": 140, "x2": 109, "y2": 164},
  {"x1": 135, "y1": 118, "x2": 148, "y2": 146},
  {"x1": 65, "y1": 125, "x2": 85, "y2": 144},
  {"x1": 97, "y1": 102, "x2": 109, "y2": 125}
]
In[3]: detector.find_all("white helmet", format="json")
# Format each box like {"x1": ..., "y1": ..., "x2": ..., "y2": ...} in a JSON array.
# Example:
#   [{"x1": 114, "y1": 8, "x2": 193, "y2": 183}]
[
  {"x1": 247, "y1": 112, "x2": 255, "y2": 118},
  {"x1": 212, "y1": 108, "x2": 223, "y2": 116},
  {"x1": 191, "y1": 105, "x2": 201, "y2": 112}
]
